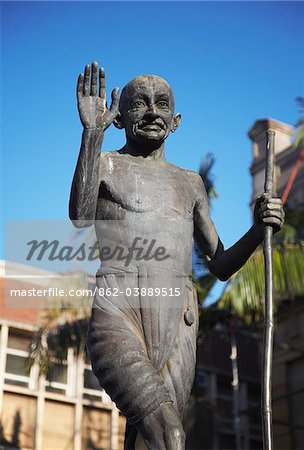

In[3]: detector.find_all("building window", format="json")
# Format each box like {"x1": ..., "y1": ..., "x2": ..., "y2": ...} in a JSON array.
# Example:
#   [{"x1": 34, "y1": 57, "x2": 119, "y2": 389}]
[
  {"x1": 247, "y1": 381, "x2": 261, "y2": 434},
  {"x1": 217, "y1": 374, "x2": 232, "y2": 397},
  {"x1": 218, "y1": 433, "x2": 236, "y2": 449},
  {"x1": 45, "y1": 358, "x2": 68, "y2": 394},
  {"x1": 217, "y1": 397, "x2": 233, "y2": 420},
  {"x1": 195, "y1": 369, "x2": 209, "y2": 389},
  {"x1": 5, "y1": 329, "x2": 32, "y2": 388},
  {"x1": 216, "y1": 374, "x2": 233, "y2": 421}
]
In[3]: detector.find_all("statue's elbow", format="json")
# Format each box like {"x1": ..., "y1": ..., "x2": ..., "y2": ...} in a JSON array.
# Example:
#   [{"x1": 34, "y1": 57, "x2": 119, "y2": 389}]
[
  {"x1": 69, "y1": 204, "x2": 94, "y2": 228},
  {"x1": 69, "y1": 212, "x2": 93, "y2": 229},
  {"x1": 217, "y1": 272, "x2": 231, "y2": 282},
  {"x1": 71, "y1": 219, "x2": 93, "y2": 229},
  {"x1": 212, "y1": 268, "x2": 230, "y2": 282},
  {"x1": 208, "y1": 261, "x2": 231, "y2": 282}
]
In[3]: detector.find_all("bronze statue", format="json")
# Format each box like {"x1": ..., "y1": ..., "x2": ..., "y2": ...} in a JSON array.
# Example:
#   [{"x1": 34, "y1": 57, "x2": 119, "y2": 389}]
[{"x1": 69, "y1": 62, "x2": 284, "y2": 450}]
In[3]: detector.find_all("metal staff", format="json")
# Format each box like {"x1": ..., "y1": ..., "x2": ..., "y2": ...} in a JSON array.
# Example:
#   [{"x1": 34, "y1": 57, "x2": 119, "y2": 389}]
[{"x1": 262, "y1": 130, "x2": 275, "y2": 450}]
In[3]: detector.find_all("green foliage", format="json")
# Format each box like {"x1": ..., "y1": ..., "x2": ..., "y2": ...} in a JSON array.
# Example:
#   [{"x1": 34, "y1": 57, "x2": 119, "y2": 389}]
[
  {"x1": 295, "y1": 96, "x2": 304, "y2": 147},
  {"x1": 28, "y1": 274, "x2": 92, "y2": 374},
  {"x1": 218, "y1": 242, "x2": 304, "y2": 322},
  {"x1": 217, "y1": 204, "x2": 304, "y2": 322},
  {"x1": 198, "y1": 153, "x2": 218, "y2": 205}
]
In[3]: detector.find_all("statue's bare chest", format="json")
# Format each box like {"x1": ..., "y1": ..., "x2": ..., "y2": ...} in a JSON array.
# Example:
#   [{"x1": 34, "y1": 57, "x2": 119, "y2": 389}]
[{"x1": 96, "y1": 153, "x2": 195, "y2": 219}]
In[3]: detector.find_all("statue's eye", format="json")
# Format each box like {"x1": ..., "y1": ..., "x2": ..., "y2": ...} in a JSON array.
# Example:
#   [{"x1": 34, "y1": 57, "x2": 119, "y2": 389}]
[
  {"x1": 157, "y1": 101, "x2": 169, "y2": 108},
  {"x1": 133, "y1": 100, "x2": 146, "y2": 108}
]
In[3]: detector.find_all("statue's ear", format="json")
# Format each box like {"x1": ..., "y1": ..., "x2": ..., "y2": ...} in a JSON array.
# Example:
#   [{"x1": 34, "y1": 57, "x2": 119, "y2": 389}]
[
  {"x1": 113, "y1": 113, "x2": 124, "y2": 129},
  {"x1": 171, "y1": 113, "x2": 181, "y2": 133}
]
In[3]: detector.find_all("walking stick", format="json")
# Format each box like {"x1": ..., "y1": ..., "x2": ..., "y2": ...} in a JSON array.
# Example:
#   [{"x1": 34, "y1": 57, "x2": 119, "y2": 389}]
[{"x1": 262, "y1": 130, "x2": 275, "y2": 450}]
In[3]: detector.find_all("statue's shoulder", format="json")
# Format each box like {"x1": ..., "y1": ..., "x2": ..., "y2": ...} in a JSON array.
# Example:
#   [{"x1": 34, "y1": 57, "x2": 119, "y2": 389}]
[
  {"x1": 100, "y1": 150, "x2": 124, "y2": 165},
  {"x1": 99, "y1": 151, "x2": 124, "y2": 179},
  {"x1": 101, "y1": 150, "x2": 136, "y2": 164},
  {"x1": 166, "y1": 162, "x2": 201, "y2": 185},
  {"x1": 168, "y1": 164, "x2": 206, "y2": 201},
  {"x1": 101, "y1": 150, "x2": 122, "y2": 159}
]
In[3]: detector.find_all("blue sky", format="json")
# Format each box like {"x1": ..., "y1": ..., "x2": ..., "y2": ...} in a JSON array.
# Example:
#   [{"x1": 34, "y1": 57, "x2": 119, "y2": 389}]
[{"x1": 1, "y1": 1, "x2": 303, "y2": 295}]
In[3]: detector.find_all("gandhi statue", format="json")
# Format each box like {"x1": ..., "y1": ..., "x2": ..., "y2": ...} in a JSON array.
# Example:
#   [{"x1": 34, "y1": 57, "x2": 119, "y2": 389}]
[{"x1": 69, "y1": 62, "x2": 284, "y2": 450}]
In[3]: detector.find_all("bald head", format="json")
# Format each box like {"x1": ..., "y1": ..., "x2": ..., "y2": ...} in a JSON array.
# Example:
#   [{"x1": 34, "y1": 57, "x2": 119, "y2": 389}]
[
  {"x1": 119, "y1": 75, "x2": 175, "y2": 113},
  {"x1": 114, "y1": 74, "x2": 181, "y2": 146}
]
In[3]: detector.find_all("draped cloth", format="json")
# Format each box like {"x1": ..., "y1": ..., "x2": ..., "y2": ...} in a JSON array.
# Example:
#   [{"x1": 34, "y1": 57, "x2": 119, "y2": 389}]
[{"x1": 87, "y1": 265, "x2": 198, "y2": 445}]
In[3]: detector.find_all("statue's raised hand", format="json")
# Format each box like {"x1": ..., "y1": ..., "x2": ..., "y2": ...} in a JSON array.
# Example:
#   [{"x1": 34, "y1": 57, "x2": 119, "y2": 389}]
[{"x1": 77, "y1": 62, "x2": 119, "y2": 131}]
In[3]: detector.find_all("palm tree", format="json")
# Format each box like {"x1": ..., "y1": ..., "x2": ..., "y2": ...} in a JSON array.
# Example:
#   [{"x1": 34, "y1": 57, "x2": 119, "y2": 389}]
[
  {"x1": 217, "y1": 235, "x2": 304, "y2": 323},
  {"x1": 29, "y1": 273, "x2": 91, "y2": 373}
]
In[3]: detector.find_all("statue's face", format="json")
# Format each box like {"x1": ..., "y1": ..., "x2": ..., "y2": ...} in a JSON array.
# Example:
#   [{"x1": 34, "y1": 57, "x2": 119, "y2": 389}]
[{"x1": 118, "y1": 76, "x2": 180, "y2": 145}]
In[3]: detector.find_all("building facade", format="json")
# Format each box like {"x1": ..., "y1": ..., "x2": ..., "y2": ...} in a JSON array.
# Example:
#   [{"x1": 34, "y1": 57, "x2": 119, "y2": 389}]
[
  {"x1": 272, "y1": 300, "x2": 304, "y2": 449},
  {"x1": 0, "y1": 261, "x2": 126, "y2": 450},
  {"x1": 187, "y1": 317, "x2": 263, "y2": 450},
  {"x1": 249, "y1": 118, "x2": 304, "y2": 215}
]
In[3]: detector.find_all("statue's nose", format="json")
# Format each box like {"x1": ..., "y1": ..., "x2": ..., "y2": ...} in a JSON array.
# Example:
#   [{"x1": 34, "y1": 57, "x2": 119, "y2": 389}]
[{"x1": 145, "y1": 104, "x2": 157, "y2": 117}]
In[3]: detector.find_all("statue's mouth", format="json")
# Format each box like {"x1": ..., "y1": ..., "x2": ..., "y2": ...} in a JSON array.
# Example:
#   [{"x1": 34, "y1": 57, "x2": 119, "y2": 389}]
[
  {"x1": 137, "y1": 119, "x2": 166, "y2": 132},
  {"x1": 141, "y1": 124, "x2": 163, "y2": 132},
  {"x1": 132, "y1": 120, "x2": 167, "y2": 140}
]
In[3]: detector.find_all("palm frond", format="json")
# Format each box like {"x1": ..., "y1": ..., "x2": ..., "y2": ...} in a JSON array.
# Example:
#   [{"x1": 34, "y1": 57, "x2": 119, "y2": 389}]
[
  {"x1": 29, "y1": 305, "x2": 91, "y2": 374},
  {"x1": 296, "y1": 96, "x2": 304, "y2": 114},
  {"x1": 274, "y1": 224, "x2": 299, "y2": 244},
  {"x1": 198, "y1": 153, "x2": 218, "y2": 204},
  {"x1": 294, "y1": 124, "x2": 304, "y2": 147},
  {"x1": 193, "y1": 153, "x2": 219, "y2": 304},
  {"x1": 217, "y1": 243, "x2": 304, "y2": 322},
  {"x1": 29, "y1": 274, "x2": 92, "y2": 374},
  {"x1": 294, "y1": 96, "x2": 304, "y2": 139},
  {"x1": 196, "y1": 272, "x2": 218, "y2": 305}
]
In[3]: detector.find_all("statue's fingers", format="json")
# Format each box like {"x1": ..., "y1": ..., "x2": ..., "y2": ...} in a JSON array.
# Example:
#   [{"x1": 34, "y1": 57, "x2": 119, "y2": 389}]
[
  {"x1": 263, "y1": 217, "x2": 283, "y2": 227},
  {"x1": 259, "y1": 202, "x2": 283, "y2": 213},
  {"x1": 91, "y1": 61, "x2": 98, "y2": 96},
  {"x1": 109, "y1": 87, "x2": 120, "y2": 115},
  {"x1": 99, "y1": 67, "x2": 106, "y2": 105},
  {"x1": 260, "y1": 196, "x2": 282, "y2": 206},
  {"x1": 77, "y1": 74, "x2": 84, "y2": 100},
  {"x1": 261, "y1": 210, "x2": 283, "y2": 220},
  {"x1": 84, "y1": 65, "x2": 90, "y2": 96},
  {"x1": 265, "y1": 198, "x2": 282, "y2": 205}
]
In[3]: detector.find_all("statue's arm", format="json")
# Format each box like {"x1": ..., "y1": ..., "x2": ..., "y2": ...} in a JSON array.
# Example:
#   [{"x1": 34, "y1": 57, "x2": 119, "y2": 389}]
[
  {"x1": 69, "y1": 129, "x2": 104, "y2": 228},
  {"x1": 69, "y1": 62, "x2": 119, "y2": 228},
  {"x1": 191, "y1": 173, "x2": 284, "y2": 281}
]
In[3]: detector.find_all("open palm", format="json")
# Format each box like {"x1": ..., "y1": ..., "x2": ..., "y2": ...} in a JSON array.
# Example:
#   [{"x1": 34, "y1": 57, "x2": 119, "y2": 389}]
[{"x1": 77, "y1": 62, "x2": 119, "y2": 131}]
